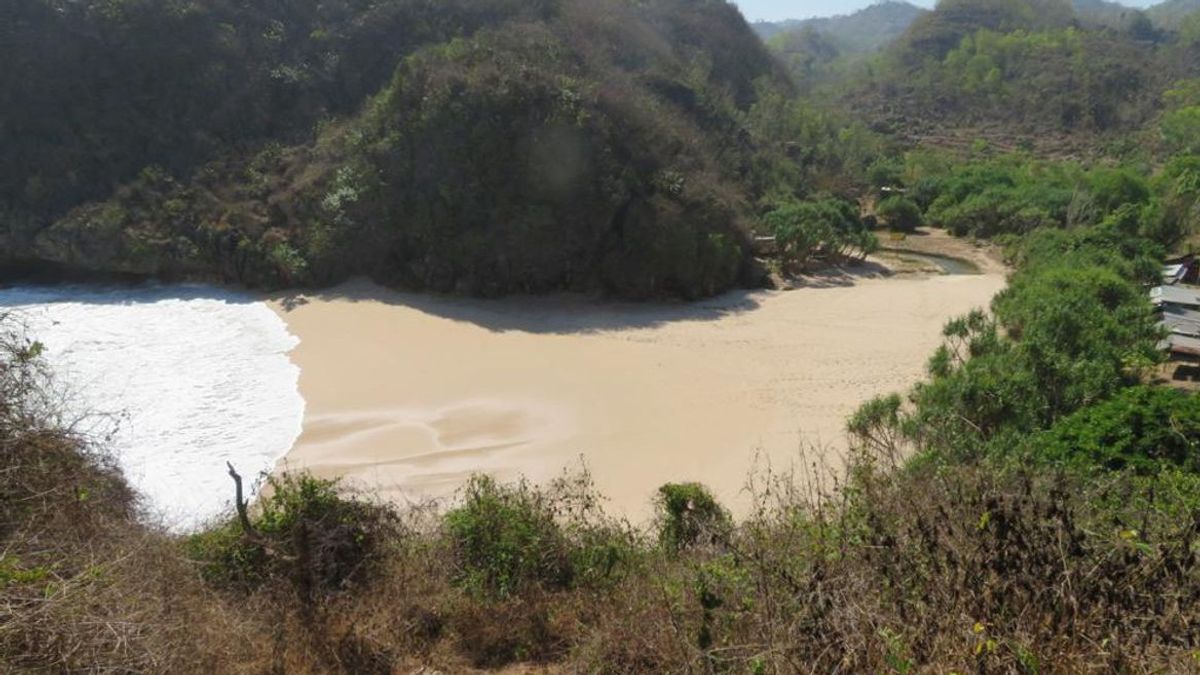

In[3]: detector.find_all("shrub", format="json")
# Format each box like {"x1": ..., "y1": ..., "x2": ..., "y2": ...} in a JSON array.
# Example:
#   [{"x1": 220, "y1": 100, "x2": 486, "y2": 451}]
[
  {"x1": 1088, "y1": 167, "x2": 1151, "y2": 215},
  {"x1": 187, "y1": 472, "x2": 393, "y2": 596},
  {"x1": 655, "y1": 483, "x2": 730, "y2": 552},
  {"x1": 875, "y1": 196, "x2": 923, "y2": 232},
  {"x1": 848, "y1": 393, "x2": 906, "y2": 459},
  {"x1": 445, "y1": 473, "x2": 635, "y2": 600},
  {"x1": 762, "y1": 197, "x2": 874, "y2": 268},
  {"x1": 1161, "y1": 106, "x2": 1200, "y2": 155},
  {"x1": 444, "y1": 475, "x2": 574, "y2": 598},
  {"x1": 1034, "y1": 386, "x2": 1200, "y2": 473}
]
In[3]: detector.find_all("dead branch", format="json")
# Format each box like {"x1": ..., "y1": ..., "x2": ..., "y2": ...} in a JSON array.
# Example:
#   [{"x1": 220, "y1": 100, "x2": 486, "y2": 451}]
[{"x1": 226, "y1": 461, "x2": 257, "y2": 537}]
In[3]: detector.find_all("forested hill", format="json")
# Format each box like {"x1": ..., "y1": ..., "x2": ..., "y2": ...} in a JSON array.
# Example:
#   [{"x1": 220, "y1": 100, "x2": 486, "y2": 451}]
[
  {"x1": 820, "y1": 0, "x2": 1200, "y2": 157},
  {"x1": 1151, "y1": 0, "x2": 1200, "y2": 28},
  {"x1": 753, "y1": 2, "x2": 927, "y2": 53},
  {"x1": 9, "y1": 0, "x2": 1199, "y2": 296},
  {"x1": 0, "y1": 0, "x2": 824, "y2": 298}
]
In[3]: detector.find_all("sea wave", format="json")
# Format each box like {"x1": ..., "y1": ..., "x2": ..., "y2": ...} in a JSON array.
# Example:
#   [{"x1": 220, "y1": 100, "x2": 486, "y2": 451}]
[{"x1": 0, "y1": 284, "x2": 304, "y2": 531}]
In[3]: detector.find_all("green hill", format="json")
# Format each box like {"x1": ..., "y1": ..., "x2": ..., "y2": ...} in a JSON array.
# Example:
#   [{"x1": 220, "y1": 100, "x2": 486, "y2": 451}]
[
  {"x1": 1149, "y1": 0, "x2": 1200, "y2": 28},
  {"x1": 1073, "y1": 0, "x2": 1155, "y2": 30},
  {"x1": 837, "y1": 0, "x2": 1200, "y2": 155},
  {"x1": 0, "y1": 0, "x2": 807, "y2": 299},
  {"x1": 754, "y1": 1, "x2": 927, "y2": 53}
]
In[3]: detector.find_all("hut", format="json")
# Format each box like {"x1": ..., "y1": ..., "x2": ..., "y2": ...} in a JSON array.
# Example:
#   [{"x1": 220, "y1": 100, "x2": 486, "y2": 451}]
[
  {"x1": 1150, "y1": 284, "x2": 1200, "y2": 309},
  {"x1": 1162, "y1": 254, "x2": 1200, "y2": 285},
  {"x1": 1161, "y1": 333, "x2": 1200, "y2": 362},
  {"x1": 1161, "y1": 304, "x2": 1200, "y2": 338}
]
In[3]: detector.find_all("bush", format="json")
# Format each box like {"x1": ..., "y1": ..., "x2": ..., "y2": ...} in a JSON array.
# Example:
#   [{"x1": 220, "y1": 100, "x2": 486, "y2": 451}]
[
  {"x1": 1087, "y1": 167, "x2": 1151, "y2": 216},
  {"x1": 1161, "y1": 106, "x2": 1200, "y2": 155},
  {"x1": 762, "y1": 197, "x2": 875, "y2": 269},
  {"x1": 444, "y1": 475, "x2": 574, "y2": 598},
  {"x1": 444, "y1": 473, "x2": 633, "y2": 598},
  {"x1": 875, "y1": 196, "x2": 923, "y2": 232},
  {"x1": 1034, "y1": 386, "x2": 1200, "y2": 473},
  {"x1": 900, "y1": 222, "x2": 1163, "y2": 461},
  {"x1": 187, "y1": 472, "x2": 393, "y2": 597},
  {"x1": 655, "y1": 483, "x2": 730, "y2": 552}
]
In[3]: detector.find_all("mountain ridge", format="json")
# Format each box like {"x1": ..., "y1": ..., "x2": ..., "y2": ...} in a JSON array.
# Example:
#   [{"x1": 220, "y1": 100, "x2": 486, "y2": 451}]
[{"x1": 753, "y1": 1, "x2": 927, "y2": 53}]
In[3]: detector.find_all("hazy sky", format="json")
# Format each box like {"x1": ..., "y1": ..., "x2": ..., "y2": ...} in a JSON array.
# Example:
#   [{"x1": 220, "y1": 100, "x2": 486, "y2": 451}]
[{"x1": 735, "y1": 0, "x2": 1161, "y2": 22}]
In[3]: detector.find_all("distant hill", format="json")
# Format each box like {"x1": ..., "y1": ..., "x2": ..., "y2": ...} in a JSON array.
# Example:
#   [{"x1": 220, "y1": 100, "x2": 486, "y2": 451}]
[
  {"x1": 1149, "y1": 0, "x2": 1200, "y2": 28},
  {"x1": 753, "y1": 1, "x2": 927, "y2": 53},
  {"x1": 1073, "y1": 0, "x2": 1145, "y2": 27},
  {"x1": 837, "y1": 0, "x2": 1200, "y2": 156}
]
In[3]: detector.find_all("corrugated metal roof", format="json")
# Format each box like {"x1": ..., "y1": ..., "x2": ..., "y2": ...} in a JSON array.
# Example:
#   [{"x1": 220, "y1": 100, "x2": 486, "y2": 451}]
[
  {"x1": 1151, "y1": 285, "x2": 1200, "y2": 308},
  {"x1": 1161, "y1": 308, "x2": 1200, "y2": 337},
  {"x1": 1162, "y1": 333, "x2": 1200, "y2": 357}
]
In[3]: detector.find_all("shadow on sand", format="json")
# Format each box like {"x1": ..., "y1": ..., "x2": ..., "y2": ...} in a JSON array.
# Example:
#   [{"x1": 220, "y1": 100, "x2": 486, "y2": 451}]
[
  {"x1": 787, "y1": 259, "x2": 895, "y2": 289},
  {"x1": 271, "y1": 259, "x2": 897, "y2": 336},
  {"x1": 0, "y1": 258, "x2": 894, "y2": 337},
  {"x1": 273, "y1": 281, "x2": 763, "y2": 335}
]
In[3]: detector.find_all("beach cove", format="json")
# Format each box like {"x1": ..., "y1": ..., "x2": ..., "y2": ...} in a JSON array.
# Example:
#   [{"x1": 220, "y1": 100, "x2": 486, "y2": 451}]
[{"x1": 272, "y1": 259, "x2": 1005, "y2": 521}]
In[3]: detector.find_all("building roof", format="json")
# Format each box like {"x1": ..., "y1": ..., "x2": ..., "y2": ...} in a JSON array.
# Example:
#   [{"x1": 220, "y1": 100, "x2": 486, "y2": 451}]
[
  {"x1": 1164, "y1": 264, "x2": 1189, "y2": 284},
  {"x1": 1151, "y1": 285, "x2": 1200, "y2": 308},
  {"x1": 1161, "y1": 305, "x2": 1200, "y2": 337},
  {"x1": 1161, "y1": 333, "x2": 1200, "y2": 358}
]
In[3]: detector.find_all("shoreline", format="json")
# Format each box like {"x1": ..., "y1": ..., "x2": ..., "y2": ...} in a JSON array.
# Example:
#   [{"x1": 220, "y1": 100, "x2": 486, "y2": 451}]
[{"x1": 269, "y1": 259, "x2": 1005, "y2": 521}]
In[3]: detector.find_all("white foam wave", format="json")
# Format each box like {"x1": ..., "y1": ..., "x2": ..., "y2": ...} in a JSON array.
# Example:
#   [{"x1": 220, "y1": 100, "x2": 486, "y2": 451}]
[{"x1": 0, "y1": 284, "x2": 304, "y2": 531}]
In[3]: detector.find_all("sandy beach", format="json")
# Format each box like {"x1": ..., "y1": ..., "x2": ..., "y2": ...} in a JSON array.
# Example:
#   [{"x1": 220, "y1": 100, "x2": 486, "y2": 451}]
[{"x1": 270, "y1": 257, "x2": 1005, "y2": 522}]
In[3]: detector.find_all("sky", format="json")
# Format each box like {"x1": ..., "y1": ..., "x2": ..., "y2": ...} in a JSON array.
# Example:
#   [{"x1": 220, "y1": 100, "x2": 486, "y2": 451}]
[{"x1": 735, "y1": 0, "x2": 1161, "y2": 23}]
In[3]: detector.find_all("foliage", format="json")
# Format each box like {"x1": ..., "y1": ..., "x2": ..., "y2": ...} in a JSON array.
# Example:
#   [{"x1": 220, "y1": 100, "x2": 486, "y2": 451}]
[
  {"x1": 444, "y1": 475, "x2": 573, "y2": 598},
  {"x1": 4, "y1": 0, "x2": 810, "y2": 299},
  {"x1": 848, "y1": 392, "x2": 905, "y2": 458},
  {"x1": 655, "y1": 482, "x2": 730, "y2": 552},
  {"x1": 1162, "y1": 107, "x2": 1200, "y2": 155},
  {"x1": 444, "y1": 474, "x2": 632, "y2": 598},
  {"x1": 1035, "y1": 386, "x2": 1200, "y2": 473},
  {"x1": 1150, "y1": 0, "x2": 1200, "y2": 31},
  {"x1": 0, "y1": 0, "x2": 550, "y2": 225},
  {"x1": 868, "y1": 217, "x2": 1164, "y2": 460},
  {"x1": 745, "y1": 89, "x2": 891, "y2": 200},
  {"x1": 762, "y1": 197, "x2": 878, "y2": 269},
  {"x1": 187, "y1": 472, "x2": 393, "y2": 596},
  {"x1": 829, "y1": 0, "x2": 1200, "y2": 154},
  {"x1": 757, "y1": 2, "x2": 926, "y2": 54},
  {"x1": 317, "y1": 14, "x2": 766, "y2": 298},
  {"x1": 895, "y1": 153, "x2": 1191, "y2": 246},
  {"x1": 875, "y1": 195, "x2": 923, "y2": 232}
]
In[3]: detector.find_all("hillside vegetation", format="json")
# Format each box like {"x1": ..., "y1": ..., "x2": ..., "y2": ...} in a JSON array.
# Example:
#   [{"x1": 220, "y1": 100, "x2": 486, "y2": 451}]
[
  {"x1": 2, "y1": 0, "x2": 891, "y2": 298},
  {"x1": 754, "y1": 1, "x2": 927, "y2": 52},
  {"x1": 767, "y1": 0, "x2": 1200, "y2": 157},
  {"x1": 1151, "y1": 0, "x2": 1200, "y2": 28}
]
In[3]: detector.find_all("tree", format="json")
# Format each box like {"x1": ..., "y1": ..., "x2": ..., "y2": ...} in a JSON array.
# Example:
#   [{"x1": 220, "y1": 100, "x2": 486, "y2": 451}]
[
  {"x1": 762, "y1": 198, "x2": 874, "y2": 269},
  {"x1": 1035, "y1": 386, "x2": 1200, "y2": 473},
  {"x1": 1162, "y1": 107, "x2": 1200, "y2": 155},
  {"x1": 876, "y1": 196, "x2": 923, "y2": 232}
]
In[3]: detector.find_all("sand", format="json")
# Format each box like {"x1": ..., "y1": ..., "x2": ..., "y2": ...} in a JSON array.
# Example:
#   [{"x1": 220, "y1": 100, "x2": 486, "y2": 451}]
[{"x1": 270, "y1": 264, "x2": 1005, "y2": 522}]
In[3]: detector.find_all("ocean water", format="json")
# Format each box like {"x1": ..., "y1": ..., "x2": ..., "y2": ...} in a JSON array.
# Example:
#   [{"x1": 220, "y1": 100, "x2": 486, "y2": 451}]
[{"x1": 0, "y1": 284, "x2": 304, "y2": 531}]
